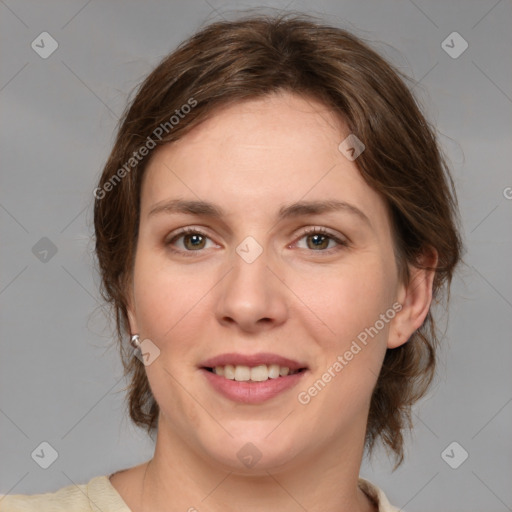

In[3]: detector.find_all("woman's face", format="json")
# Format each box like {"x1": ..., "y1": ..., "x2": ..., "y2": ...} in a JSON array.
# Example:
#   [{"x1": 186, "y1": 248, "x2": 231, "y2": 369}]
[{"x1": 128, "y1": 92, "x2": 408, "y2": 472}]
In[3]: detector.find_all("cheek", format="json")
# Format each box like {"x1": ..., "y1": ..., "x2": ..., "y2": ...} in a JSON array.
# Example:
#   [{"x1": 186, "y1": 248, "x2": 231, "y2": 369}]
[
  {"x1": 293, "y1": 263, "x2": 394, "y2": 430},
  {"x1": 132, "y1": 250, "x2": 206, "y2": 341},
  {"x1": 132, "y1": 253, "x2": 210, "y2": 431},
  {"x1": 290, "y1": 255, "x2": 397, "y2": 349}
]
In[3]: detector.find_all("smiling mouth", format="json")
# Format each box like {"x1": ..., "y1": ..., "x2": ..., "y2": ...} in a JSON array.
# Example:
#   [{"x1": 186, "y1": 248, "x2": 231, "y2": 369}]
[{"x1": 203, "y1": 364, "x2": 307, "y2": 382}]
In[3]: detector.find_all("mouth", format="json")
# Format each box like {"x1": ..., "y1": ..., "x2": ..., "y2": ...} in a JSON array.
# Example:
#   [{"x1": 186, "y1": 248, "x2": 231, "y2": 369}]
[
  {"x1": 199, "y1": 353, "x2": 309, "y2": 404},
  {"x1": 203, "y1": 364, "x2": 306, "y2": 382}
]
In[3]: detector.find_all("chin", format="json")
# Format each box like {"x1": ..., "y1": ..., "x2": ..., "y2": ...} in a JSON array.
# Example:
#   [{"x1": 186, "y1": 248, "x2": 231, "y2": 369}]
[{"x1": 197, "y1": 428, "x2": 303, "y2": 474}]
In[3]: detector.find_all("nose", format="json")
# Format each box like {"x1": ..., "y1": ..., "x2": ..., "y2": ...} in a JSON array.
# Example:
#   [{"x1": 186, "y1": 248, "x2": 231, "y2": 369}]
[{"x1": 215, "y1": 247, "x2": 288, "y2": 333}]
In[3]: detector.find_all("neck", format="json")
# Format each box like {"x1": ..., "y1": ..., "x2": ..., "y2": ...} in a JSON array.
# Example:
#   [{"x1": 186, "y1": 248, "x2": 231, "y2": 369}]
[{"x1": 138, "y1": 416, "x2": 376, "y2": 512}]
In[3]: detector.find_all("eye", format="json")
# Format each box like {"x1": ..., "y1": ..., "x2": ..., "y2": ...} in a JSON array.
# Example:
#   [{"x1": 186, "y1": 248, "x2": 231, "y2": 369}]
[
  {"x1": 165, "y1": 226, "x2": 348, "y2": 256},
  {"x1": 294, "y1": 227, "x2": 348, "y2": 252},
  {"x1": 166, "y1": 227, "x2": 216, "y2": 253}
]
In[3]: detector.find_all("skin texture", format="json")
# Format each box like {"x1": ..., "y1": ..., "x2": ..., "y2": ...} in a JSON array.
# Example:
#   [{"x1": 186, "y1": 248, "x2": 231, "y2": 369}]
[{"x1": 110, "y1": 92, "x2": 436, "y2": 512}]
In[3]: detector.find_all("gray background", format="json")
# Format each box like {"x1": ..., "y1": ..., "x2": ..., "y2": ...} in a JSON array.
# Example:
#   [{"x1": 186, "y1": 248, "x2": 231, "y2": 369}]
[{"x1": 1, "y1": 1, "x2": 511, "y2": 511}]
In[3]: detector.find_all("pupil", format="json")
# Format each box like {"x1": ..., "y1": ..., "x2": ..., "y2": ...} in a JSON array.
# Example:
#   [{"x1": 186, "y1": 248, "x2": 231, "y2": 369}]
[
  {"x1": 186, "y1": 234, "x2": 205, "y2": 249},
  {"x1": 309, "y1": 234, "x2": 327, "y2": 250}
]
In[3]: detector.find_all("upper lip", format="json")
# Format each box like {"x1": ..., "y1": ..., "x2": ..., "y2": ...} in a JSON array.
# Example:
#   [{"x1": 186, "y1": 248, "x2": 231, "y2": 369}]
[{"x1": 200, "y1": 352, "x2": 307, "y2": 371}]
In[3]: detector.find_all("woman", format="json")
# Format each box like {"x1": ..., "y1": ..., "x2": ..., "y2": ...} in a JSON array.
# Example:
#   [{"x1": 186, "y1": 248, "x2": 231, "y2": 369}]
[{"x1": 0, "y1": 13, "x2": 461, "y2": 512}]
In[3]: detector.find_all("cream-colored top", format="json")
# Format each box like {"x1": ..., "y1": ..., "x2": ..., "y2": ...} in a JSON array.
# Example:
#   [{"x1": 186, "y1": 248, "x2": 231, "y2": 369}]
[{"x1": 0, "y1": 475, "x2": 400, "y2": 511}]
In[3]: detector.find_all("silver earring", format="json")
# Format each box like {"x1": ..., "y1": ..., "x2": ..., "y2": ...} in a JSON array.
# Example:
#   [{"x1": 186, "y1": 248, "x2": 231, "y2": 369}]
[{"x1": 130, "y1": 334, "x2": 141, "y2": 349}]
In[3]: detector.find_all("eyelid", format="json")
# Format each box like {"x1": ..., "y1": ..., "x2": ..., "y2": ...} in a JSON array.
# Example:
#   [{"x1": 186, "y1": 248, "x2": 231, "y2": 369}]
[
  {"x1": 165, "y1": 226, "x2": 219, "y2": 255},
  {"x1": 292, "y1": 226, "x2": 349, "y2": 251},
  {"x1": 166, "y1": 226, "x2": 211, "y2": 241},
  {"x1": 299, "y1": 225, "x2": 347, "y2": 240}
]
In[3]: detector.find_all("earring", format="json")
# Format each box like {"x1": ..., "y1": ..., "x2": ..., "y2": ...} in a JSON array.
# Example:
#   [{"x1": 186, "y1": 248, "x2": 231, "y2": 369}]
[{"x1": 130, "y1": 334, "x2": 141, "y2": 349}]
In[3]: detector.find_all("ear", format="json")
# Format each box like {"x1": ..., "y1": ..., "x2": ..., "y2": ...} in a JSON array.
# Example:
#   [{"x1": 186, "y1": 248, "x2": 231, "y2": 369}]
[{"x1": 387, "y1": 248, "x2": 438, "y2": 349}]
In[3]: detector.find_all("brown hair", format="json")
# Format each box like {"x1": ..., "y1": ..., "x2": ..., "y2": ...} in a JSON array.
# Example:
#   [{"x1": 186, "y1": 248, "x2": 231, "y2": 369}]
[{"x1": 94, "y1": 13, "x2": 462, "y2": 466}]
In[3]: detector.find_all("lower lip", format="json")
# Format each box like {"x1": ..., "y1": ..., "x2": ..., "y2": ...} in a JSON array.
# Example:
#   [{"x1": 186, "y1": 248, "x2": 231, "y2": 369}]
[{"x1": 201, "y1": 369, "x2": 307, "y2": 404}]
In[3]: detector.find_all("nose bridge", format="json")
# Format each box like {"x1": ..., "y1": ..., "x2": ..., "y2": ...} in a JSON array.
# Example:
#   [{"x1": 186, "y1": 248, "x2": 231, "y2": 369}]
[
  {"x1": 215, "y1": 236, "x2": 288, "y2": 330},
  {"x1": 232, "y1": 242, "x2": 271, "y2": 291}
]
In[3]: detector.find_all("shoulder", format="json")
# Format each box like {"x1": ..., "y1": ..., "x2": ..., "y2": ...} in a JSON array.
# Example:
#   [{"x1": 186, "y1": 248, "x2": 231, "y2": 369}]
[
  {"x1": 1, "y1": 474, "x2": 396, "y2": 512},
  {"x1": 0, "y1": 475, "x2": 131, "y2": 512},
  {"x1": 358, "y1": 478, "x2": 402, "y2": 512}
]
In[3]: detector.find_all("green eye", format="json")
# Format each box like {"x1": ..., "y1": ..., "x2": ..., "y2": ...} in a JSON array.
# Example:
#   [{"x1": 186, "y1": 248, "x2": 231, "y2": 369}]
[
  {"x1": 296, "y1": 227, "x2": 348, "y2": 252},
  {"x1": 305, "y1": 233, "x2": 332, "y2": 250},
  {"x1": 182, "y1": 233, "x2": 207, "y2": 250}
]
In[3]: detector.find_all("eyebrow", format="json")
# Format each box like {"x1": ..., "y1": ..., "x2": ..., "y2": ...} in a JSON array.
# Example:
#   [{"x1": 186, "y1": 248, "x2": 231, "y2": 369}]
[{"x1": 148, "y1": 198, "x2": 371, "y2": 226}]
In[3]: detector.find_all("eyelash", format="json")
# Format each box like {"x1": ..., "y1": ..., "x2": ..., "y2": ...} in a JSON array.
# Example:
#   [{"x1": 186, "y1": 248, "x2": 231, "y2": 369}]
[
  {"x1": 299, "y1": 227, "x2": 349, "y2": 252},
  {"x1": 165, "y1": 226, "x2": 349, "y2": 256}
]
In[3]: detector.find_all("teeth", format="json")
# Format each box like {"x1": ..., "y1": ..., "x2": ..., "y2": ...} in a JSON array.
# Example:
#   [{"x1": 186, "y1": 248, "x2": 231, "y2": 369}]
[
  {"x1": 234, "y1": 365, "x2": 251, "y2": 381},
  {"x1": 250, "y1": 365, "x2": 268, "y2": 382},
  {"x1": 279, "y1": 366, "x2": 290, "y2": 377},
  {"x1": 224, "y1": 365, "x2": 235, "y2": 379},
  {"x1": 212, "y1": 364, "x2": 300, "y2": 381},
  {"x1": 268, "y1": 364, "x2": 280, "y2": 379}
]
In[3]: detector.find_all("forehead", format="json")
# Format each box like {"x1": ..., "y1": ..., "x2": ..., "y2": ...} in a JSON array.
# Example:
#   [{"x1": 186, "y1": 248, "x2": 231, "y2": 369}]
[
  {"x1": 140, "y1": 92, "x2": 389, "y2": 230},
  {"x1": 173, "y1": 92, "x2": 345, "y2": 152}
]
